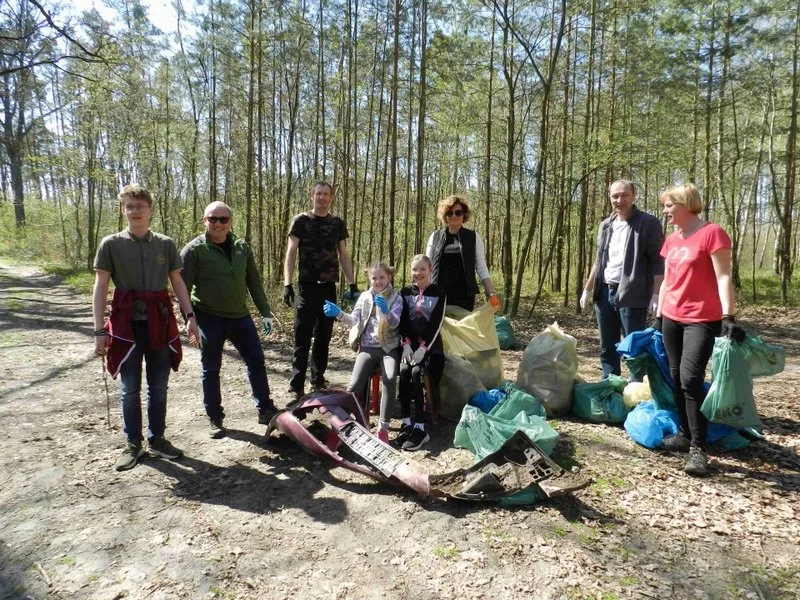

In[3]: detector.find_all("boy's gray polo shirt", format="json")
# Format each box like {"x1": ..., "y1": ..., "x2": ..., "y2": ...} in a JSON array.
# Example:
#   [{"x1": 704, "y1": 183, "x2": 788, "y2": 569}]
[{"x1": 94, "y1": 229, "x2": 181, "y2": 319}]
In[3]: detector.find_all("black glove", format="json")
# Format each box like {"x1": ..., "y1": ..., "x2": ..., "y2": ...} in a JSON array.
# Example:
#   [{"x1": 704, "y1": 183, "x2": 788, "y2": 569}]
[
  {"x1": 721, "y1": 316, "x2": 746, "y2": 343},
  {"x1": 341, "y1": 283, "x2": 359, "y2": 306},
  {"x1": 650, "y1": 317, "x2": 663, "y2": 332},
  {"x1": 283, "y1": 284, "x2": 295, "y2": 307}
]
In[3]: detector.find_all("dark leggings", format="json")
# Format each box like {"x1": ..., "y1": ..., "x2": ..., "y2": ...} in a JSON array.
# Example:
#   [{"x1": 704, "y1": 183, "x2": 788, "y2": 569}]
[
  {"x1": 661, "y1": 317, "x2": 721, "y2": 449},
  {"x1": 398, "y1": 352, "x2": 444, "y2": 424}
]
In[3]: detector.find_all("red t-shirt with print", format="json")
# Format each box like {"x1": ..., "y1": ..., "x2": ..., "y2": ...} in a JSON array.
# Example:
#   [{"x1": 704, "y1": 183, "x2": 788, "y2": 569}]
[{"x1": 660, "y1": 223, "x2": 731, "y2": 323}]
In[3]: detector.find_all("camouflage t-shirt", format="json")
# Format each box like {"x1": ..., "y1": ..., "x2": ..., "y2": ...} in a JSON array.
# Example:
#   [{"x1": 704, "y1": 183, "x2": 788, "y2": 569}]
[{"x1": 289, "y1": 212, "x2": 348, "y2": 283}]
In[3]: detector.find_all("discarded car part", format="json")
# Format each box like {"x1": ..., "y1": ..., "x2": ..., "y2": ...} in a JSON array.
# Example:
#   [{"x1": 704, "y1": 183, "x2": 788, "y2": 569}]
[{"x1": 270, "y1": 390, "x2": 590, "y2": 503}]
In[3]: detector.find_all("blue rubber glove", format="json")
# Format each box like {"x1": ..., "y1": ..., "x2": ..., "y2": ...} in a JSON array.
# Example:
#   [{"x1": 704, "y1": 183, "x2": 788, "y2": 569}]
[
  {"x1": 323, "y1": 300, "x2": 342, "y2": 318},
  {"x1": 262, "y1": 316, "x2": 273, "y2": 336},
  {"x1": 374, "y1": 294, "x2": 389, "y2": 314}
]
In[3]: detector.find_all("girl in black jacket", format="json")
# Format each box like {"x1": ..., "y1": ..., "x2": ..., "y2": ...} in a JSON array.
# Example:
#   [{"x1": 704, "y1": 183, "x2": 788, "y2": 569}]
[{"x1": 396, "y1": 255, "x2": 447, "y2": 451}]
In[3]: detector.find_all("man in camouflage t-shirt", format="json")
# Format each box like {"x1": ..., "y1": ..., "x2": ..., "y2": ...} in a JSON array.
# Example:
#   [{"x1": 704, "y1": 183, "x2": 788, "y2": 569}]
[{"x1": 283, "y1": 181, "x2": 357, "y2": 396}]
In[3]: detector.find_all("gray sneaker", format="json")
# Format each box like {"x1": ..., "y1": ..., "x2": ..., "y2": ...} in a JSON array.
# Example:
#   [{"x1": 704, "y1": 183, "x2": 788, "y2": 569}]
[
  {"x1": 115, "y1": 441, "x2": 145, "y2": 471},
  {"x1": 684, "y1": 447, "x2": 709, "y2": 477},
  {"x1": 148, "y1": 436, "x2": 183, "y2": 459},
  {"x1": 209, "y1": 418, "x2": 226, "y2": 439}
]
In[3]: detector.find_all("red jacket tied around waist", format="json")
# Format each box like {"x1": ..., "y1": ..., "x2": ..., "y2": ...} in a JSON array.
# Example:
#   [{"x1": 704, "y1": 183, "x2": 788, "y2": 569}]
[{"x1": 104, "y1": 289, "x2": 183, "y2": 377}]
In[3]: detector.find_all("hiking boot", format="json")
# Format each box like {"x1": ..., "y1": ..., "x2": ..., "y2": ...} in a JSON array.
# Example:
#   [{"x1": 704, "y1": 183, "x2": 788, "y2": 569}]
[
  {"x1": 661, "y1": 432, "x2": 691, "y2": 452},
  {"x1": 209, "y1": 417, "x2": 226, "y2": 439},
  {"x1": 311, "y1": 378, "x2": 330, "y2": 391},
  {"x1": 684, "y1": 447, "x2": 709, "y2": 477},
  {"x1": 402, "y1": 427, "x2": 430, "y2": 451},
  {"x1": 393, "y1": 423, "x2": 414, "y2": 448},
  {"x1": 115, "y1": 441, "x2": 145, "y2": 471},
  {"x1": 258, "y1": 408, "x2": 276, "y2": 426},
  {"x1": 376, "y1": 427, "x2": 389, "y2": 444},
  {"x1": 287, "y1": 387, "x2": 304, "y2": 403},
  {"x1": 148, "y1": 436, "x2": 183, "y2": 460}
]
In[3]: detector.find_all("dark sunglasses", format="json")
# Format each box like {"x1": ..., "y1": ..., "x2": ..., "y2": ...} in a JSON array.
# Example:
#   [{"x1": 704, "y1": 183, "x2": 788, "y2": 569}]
[
  {"x1": 445, "y1": 209, "x2": 464, "y2": 217},
  {"x1": 205, "y1": 216, "x2": 230, "y2": 224}
]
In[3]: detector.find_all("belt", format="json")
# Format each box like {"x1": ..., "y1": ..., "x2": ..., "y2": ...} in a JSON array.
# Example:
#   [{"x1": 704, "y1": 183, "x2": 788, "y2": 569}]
[{"x1": 300, "y1": 280, "x2": 336, "y2": 285}]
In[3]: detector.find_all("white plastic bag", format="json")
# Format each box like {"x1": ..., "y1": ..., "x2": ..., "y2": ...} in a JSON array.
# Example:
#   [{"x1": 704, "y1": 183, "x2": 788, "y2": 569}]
[{"x1": 515, "y1": 322, "x2": 578, "y2": 416}]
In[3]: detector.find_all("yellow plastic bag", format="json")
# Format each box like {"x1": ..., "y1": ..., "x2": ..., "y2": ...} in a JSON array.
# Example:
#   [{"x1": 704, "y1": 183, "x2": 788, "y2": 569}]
[{"x1": 441, "y1": 303, "x2": 503, "y2": 390}]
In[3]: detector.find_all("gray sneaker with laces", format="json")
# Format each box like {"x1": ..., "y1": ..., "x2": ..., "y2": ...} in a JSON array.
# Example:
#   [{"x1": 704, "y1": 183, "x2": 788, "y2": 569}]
[
  {"x1": 684, "y1": 447, "x2": 709, "y2": 476},
  {"x1": 209, "y1": 418, "x2": 226, "y2": 439},
  {"x1": 148, "y1": 436, "x2": 183, "y2": 459},
  {"x1": 115, "y1": 441, "x2": 146, "y2": 471}
]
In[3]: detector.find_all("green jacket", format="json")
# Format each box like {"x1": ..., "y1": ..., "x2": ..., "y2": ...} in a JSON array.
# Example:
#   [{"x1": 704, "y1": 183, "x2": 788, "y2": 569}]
[{"x1": 180, "y1": 232, "x2": 272, "y2": 319}]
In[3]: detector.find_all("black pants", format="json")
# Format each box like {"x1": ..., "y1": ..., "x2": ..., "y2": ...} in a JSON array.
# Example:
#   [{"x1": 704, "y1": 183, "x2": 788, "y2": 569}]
[
  {"x1": 661, "y1": 317, "x2": 721, "y2": 449},
  {"x1": 290, "y1": 281, "x2": 336, "y2": 391},
  {"x1": 398, "y1": 352, "x2": 444, "y2": 424}
]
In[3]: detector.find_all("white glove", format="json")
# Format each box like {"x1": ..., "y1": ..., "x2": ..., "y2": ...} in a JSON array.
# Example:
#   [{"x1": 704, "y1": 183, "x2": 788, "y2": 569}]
[
  {"x1": 579, "y1": 289, "x2": 590, "y2": 311},
  {"x1": 262, "y1": 317, "x2": 274, "y2": 336},
  {"x1": 410, "y1": 347, "x2": 426, "y2": 366},
  {"x1": 401, "y1": 345, "x2": 413, "y2": 363},
  {"x1": 648, "y1": 294, "x2": 659, "y2": 316}
]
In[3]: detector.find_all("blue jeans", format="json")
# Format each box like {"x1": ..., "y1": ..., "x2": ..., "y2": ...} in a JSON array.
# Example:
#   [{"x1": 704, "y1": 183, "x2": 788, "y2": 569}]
[
  {"x1": 594, "y1": 284, "x2": 648, "y2": 380},
  {"x1": 197, "y1": 311, "x2": 273, "y2": 420},
  {"x1": 119, "y1": 322, "x2": 172, "y2": 443}
]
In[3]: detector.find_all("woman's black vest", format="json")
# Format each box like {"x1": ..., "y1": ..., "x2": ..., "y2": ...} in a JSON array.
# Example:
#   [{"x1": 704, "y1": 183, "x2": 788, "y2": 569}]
[{"x1": 428, "y1": 227, "x2": 479, "y2": 296}]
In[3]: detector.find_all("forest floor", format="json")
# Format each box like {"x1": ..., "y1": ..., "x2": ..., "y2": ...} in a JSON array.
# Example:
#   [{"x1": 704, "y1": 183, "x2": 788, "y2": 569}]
[{"x1": 0, "y1": 260, "x2": 798, "y2": 600}]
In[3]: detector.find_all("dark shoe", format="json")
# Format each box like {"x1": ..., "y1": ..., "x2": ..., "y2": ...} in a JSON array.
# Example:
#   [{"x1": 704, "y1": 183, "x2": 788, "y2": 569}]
[
  {"x1": 209, "y1": 418, "x2": 226, "y2": 439},
  {"x1": 402, "y1": 427, "x2": 430, "y2": 451},
  {"x1": 393, "y1": 423, "x2": 414, "y2": 448},
  {"x1": 661, "y1": 432, "x2": 691, "y2": 452},
  {"x1": 115, "y1": 441, "x2": 145, "y2": 471},
  {"x1": 258, "y1": 408, "x2": 276, "y2": 426},
  {"x1": 287, "y1": 387, "x2": 304, "y2": 402},
  {"x1": 684, "y1": 447, "x2": 709, "y2": 476},
  {"x1": 148, "y1": 436, "x2": 183, "y2": 460},
  {"x1": 311, "y1": 379, "x2": 330, "y2": 391}
]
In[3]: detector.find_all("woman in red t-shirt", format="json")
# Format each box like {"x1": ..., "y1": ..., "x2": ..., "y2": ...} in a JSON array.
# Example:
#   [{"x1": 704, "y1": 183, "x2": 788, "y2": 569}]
[{"x1": 653, "y1": 183, "x2": 745, "y2": 477}]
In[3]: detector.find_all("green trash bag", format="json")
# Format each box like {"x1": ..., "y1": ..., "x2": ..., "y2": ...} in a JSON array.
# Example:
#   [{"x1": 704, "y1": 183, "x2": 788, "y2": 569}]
[
  {"x1": 572, "y1": 375, "x2": 629, "y2": 424},
  {"x1": 701, "y1": 337, "x2": 762, "y2": 428},
  {"x1": 494, "y1": 316, "x2": 516, "y2": 350},
  {"x1": 489, "y1": 381, "x2": 547, "y2": 420},
  {"x1": 454, "y1": 405, "x2": 559, "y2": 461},
  {"x1": 739, "y1": 333, "x2": 785, "y2": 378},
  {"x1": 626, "y1": 354, "x2": 675, "y2": 410}
]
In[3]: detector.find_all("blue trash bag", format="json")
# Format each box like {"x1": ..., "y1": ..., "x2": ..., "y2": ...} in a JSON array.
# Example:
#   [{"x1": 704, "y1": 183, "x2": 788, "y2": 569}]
[
  {"x1": 469, "y1": 390, "x2": 501, "y2": 413},
  {"x1": 623, "y1": 400, "x2": 679, "y2": 448}
]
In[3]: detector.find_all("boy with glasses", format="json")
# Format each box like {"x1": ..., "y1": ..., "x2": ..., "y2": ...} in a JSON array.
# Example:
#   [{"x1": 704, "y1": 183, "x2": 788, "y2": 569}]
[{"x1": 93, "y1": 184, "x2": 199, "y2": 471}]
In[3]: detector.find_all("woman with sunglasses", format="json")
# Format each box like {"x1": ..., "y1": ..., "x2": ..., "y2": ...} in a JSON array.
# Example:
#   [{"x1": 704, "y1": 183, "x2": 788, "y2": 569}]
[{"x1": 425, "y1": 195, "x2": 497, "y2": 311}]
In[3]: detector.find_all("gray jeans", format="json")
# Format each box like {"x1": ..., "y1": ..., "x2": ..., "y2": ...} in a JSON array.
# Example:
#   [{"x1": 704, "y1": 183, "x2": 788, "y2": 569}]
[{"x1": 346, "y1": 346, "x2": 399, "y2": 427}]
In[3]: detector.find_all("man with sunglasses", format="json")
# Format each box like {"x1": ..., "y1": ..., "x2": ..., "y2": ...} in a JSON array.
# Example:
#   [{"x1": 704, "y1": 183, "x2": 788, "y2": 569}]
[
  {"x1": 181, "y1": 201, "x2": 278, "y2": 438},
  {"x1": 283, "y1": 181, "x2": 356, "y2": 398}
]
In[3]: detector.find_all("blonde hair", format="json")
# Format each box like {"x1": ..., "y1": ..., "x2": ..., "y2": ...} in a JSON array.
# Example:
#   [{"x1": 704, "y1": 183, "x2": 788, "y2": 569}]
[
  {"x1": 660, "y1": 183, "x2": 703, "y2": 215},
  {"x1": 118, "y1": 183, "x2": 153, "y2": 207},
  {"x1": 365, "y1": 261, "x2": 395, "y2": 343},
  {"x1": 410, "y1": 254, "x2": 432, "y2": 269},
  {"x1": 436, "y1": 195, "x2": 471, "y2": 225}
]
